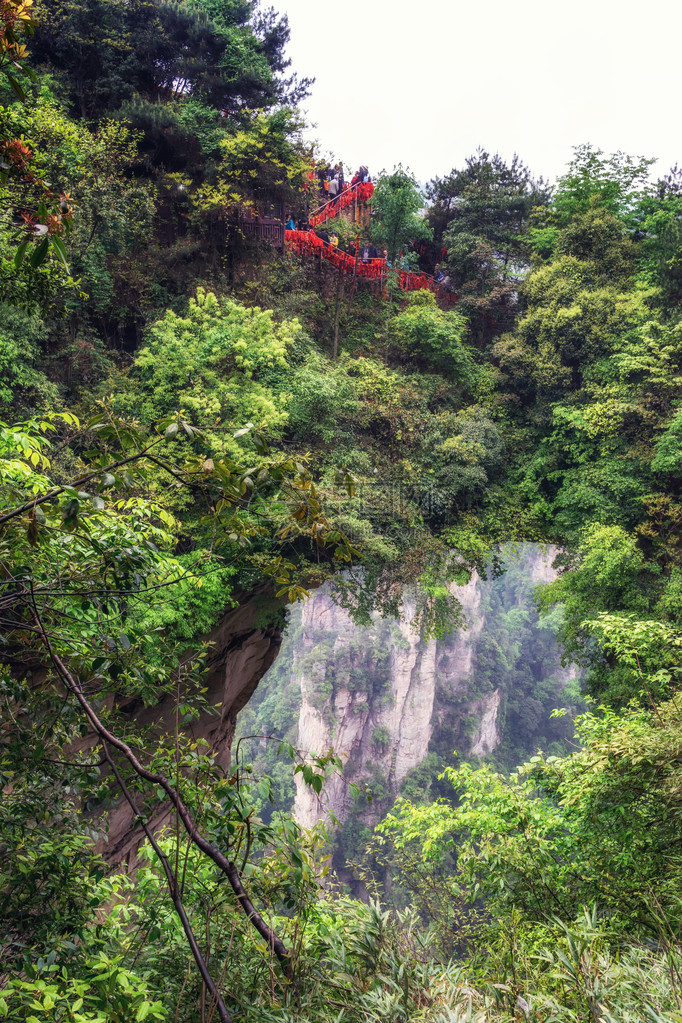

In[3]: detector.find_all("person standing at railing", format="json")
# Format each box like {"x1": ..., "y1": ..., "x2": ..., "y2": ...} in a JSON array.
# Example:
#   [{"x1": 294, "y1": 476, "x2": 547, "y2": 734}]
[
  {"x1": 330, "y1": 231, "x2": 338, "y2": 249},
  {"x1": 285, "y1": 215, "x2": 296, "y2": 231}
]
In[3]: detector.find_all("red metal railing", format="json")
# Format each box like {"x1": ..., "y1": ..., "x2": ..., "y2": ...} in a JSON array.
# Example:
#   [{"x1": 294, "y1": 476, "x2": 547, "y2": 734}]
[
  {"x1": 284, "y1": 229, "x2": 456, "y2": 305},
  {"x1": 308, "y1": 181, "x2": 375, "y2": 226}
]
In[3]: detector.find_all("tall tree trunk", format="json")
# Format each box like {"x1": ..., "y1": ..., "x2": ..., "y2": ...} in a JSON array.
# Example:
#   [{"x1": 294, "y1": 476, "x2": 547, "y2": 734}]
[
  {"x1": 347, "y1": 246, "x2": 359, "y2": 315},
  {"x1": 333, "y1": 266, "x2": 343, "y2": 360}
]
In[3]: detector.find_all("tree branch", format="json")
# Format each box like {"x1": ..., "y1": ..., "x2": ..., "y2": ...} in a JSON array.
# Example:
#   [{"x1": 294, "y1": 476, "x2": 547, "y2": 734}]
[
  {"x1": 29, "y1": 598, "x2": 294, "y2": 982},
  {"x1": 102, "y1": 743, "x2": 233, "y2": 1023},
  {"x1": 0, "y1": 439, "x2": 162, "y2": 526}
]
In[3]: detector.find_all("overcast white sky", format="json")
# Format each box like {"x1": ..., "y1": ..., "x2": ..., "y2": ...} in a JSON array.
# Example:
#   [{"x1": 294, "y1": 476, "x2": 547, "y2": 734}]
[{"x1": 278, "y1": 0, "x2": 680, "y2": 188}]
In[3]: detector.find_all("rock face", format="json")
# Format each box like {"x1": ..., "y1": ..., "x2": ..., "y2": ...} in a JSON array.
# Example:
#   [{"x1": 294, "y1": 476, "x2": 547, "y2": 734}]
[
  {"x1": 470, "y1": 688, "x2": 502, "y2": 756},
  {"x1": 98, "y1": 590, "x2": 283, "y2": 867},
  {"x1": 293, "y1": 588, "x2": 440, "y2": 830},
  {"x1": 92, "y1": 546, "x2": 573, "y2": 869},
  {"x1": 294, "y1": 545, "x2": 568, "y2": 833}
]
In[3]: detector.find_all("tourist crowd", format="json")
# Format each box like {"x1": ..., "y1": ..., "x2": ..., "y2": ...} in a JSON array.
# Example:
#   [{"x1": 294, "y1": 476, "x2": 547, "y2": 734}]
[
  {"x1": 313, "y1": 162, "x2": 372, "y2": 200},
  {"x1": 283, "y1": 157, "x2": 454, "y2": 298}
]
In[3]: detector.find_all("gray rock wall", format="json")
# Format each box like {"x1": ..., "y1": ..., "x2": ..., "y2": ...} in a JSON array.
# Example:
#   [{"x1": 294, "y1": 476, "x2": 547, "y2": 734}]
[{"x1": 293, "y1": 546, "x2": 567, "y2": 831}]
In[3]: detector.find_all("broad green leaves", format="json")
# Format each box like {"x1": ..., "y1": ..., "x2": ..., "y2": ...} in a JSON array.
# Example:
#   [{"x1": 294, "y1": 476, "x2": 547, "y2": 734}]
[
  {"x1": 125, "y1": 288, "x2": 301, "y2": 455},
  {"x1": 370, "y1": 165, "x2": 432, "y2": 265},
  {"x1": 379, "y1": 695, "x2": 682, "y2": 941}
]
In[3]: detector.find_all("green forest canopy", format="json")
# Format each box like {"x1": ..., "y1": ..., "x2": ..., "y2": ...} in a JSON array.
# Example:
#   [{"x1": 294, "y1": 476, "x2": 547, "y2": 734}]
[{"x1": 1, "y1": 1, "x2": 682, "y2": 1019}]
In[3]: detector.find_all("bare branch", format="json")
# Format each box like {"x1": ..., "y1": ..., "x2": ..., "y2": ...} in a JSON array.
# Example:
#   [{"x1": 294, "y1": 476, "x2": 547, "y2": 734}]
[
  {"x1": 102, "y1": 743, "x2": 233, "y2": 1023},
  {"x1": 29, "y1": 596, "x2": 294, "y2": 982}
]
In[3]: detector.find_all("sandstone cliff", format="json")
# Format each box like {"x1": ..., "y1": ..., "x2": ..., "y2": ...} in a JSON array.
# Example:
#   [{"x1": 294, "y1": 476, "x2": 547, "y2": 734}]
[
  {"x1": 98, "y1": 590, "x2": 283, "y2": 867},
  {"x1": 292, "y1": 545, "x2": 572, "y2": 833}
]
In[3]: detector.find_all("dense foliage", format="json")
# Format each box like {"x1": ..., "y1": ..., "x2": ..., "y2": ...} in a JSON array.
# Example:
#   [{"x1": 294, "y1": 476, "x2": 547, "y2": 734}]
[{"x1": 1, "y1": 4, "x2": 682, "y2": 1020}]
